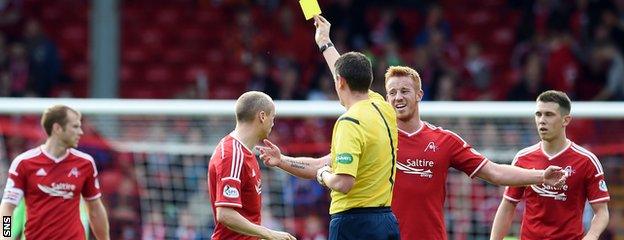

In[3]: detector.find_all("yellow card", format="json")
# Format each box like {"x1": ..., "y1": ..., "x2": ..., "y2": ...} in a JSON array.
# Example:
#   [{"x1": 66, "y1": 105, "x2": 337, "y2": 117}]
[{"x1": 299, "y1": 0, "x2": 322, "y2": 20}]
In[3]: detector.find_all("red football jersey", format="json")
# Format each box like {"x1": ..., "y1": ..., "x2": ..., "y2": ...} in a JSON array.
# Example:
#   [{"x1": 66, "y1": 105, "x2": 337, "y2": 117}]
[
  {"x1": 504, "y1": 141, "x2": 610, "y2": 240},
  {"x1": 3, "y1": 146, "x2": 101, "y2": 240},
  {"x1": 392, "y1": 122, "x2": 488, "y2": 240},
  {"x1": 208, "y1": 135, "x2": 262, "y2": 240}
]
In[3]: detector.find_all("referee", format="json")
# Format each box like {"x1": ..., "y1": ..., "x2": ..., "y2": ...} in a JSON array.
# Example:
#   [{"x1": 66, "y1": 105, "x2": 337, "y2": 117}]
[{"x1": 257, "y1": 15, "x2": 399, "y2": 240}]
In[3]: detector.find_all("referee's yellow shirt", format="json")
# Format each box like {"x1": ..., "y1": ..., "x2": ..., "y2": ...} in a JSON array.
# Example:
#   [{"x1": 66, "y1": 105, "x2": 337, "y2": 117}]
[{"x1": 329, "y1": 91, "x2": 398, "y2": 214}]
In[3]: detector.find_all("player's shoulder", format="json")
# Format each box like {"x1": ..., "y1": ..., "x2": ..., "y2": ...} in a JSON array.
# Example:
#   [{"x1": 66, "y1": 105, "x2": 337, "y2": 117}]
[
  {"x1": 423, "y1": 122, "x2": 465, "y2": 142},
  {"x1": 515, "y1": 143, "x2": 541, "y2": 157},
  {"x1": 69, "y1": 148, "x2": 99, "y2": 172},
  {"x1": 69, "y1": 148, "x2": 95, "y2": 162},
  {"x1": 569, "y1": 142, "x2": 604, "y2": 174},
  {"x1": 569, "y1": 142, "x2": 599, "y2": 161},
  {"x1": 14, "y1": 147, "x2": 43, "y2": 162},
  {"x1": 213, "y1": 135, "x2": 252, "y2": 161},
  {"x1": 11, "y1": 147, "x2": 43, "y2": 167},
  {"x1": 511, "y1": 143, "x2": 541, "y2": 165}
]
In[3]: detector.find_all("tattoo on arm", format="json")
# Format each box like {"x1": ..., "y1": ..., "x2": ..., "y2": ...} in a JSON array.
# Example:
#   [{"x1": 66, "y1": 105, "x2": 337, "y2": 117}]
[{"x1": 285, "y1": 159, "x2": 311, "y2": 169}]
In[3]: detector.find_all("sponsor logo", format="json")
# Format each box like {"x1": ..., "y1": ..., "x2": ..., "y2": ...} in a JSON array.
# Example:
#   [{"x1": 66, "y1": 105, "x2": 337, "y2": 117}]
[
  {"x1": 599, "y1": 180, "x2": 608, "y2": 192},
  {"x1": 531, "y1": 184, "x2": 567, "y2": 201},
  {"x1": 397, "y1": 159, "x2": 434, "y2": 178},
  {"x1": 68, "y1": 167, "x2": 79, "y2": 178},
  {"x1": 223, "y1": 185, "x2": 240, "y2": 198},
  {"x1": 336, "y1": 153, "x2": 353, "y2": 164},
  {"x1": 38, "y1": 182, "x2": 76, "y2": 199},
  {"x1": 424, "y1": 142, "x2": 437, "y2": 152},
  {"x1": 36, "y1": 168, "x2": 47, "y2": 177}
]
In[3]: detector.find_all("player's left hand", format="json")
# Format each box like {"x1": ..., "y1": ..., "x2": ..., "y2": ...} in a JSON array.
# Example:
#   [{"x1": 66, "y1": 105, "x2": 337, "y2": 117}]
[
  {"x1": 543, "y1": 165, "x2": 567, "y2": 187},
  {"x1": 256, "y1": 139, "x2": 282, "y2": 167}
]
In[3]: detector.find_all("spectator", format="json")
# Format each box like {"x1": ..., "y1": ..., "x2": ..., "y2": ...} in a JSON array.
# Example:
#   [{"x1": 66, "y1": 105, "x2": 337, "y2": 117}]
[
  {"x1": 7, "y1": 42, "x2": 28, "y2": 97},
  {"x1": 508, "y1": 53, "x2": 550, "y2": 101},
  {"x1": 593, "y1": 42, "x2": 624, "y2": 100},
  {"x1": 415, "y1": 4, "x2": 451, "y2": 46},
  {"x1": 248, "y1": 56, "x2": 280, "y2": 98},
  {"x1": 23, "y1": 19, "x2": 61, "y2": 97},
  {"x1": 544, "y1": 32, "x2": 581, "y2": 95},
  {"x1": 462, "y1": 42, "x2": 492, "y2": 100}
]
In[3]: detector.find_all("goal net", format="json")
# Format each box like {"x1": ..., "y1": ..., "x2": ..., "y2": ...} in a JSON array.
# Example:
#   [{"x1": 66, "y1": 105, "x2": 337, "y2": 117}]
[{"x1": 0, "y1": 98, "x2": 622, "y2": 239}]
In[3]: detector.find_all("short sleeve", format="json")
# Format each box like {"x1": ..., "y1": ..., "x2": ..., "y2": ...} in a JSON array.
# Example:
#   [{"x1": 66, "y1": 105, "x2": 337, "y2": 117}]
[
  {"x1": 331, "y1": 118, "x2": 364, "y2": 178},
  {"x1": 503, "y1": 155, "x2": 526, "y2": 203},
  {"x1": 448, "y1": 133, "x2": 488, "y2": 178},
  {"x1": 584, "y1": 157, "x2": 610, "y2": 204},
  {"x1": 214, "y1": 144, "x2": 246, "y2": 208},
  {"x1": 82, "y1": 161, "x2": 102, "y2": 200},
  {"x1": 2, "y1": 158, "x2": 27, "y2": 205}
]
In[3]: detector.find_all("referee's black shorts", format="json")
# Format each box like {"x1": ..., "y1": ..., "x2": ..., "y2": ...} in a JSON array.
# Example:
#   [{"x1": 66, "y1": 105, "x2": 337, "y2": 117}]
[{"x1": 328, "y1": 207, "x2": 400, "y2": 240}]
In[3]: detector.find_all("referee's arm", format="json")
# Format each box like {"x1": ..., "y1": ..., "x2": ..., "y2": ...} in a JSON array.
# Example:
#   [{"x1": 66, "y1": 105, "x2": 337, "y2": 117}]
[
  {"x1": 257, "y1": 139, "x2": 330, "y2": 179},
  {"x1": 318, "y1": 172, "x2": 355, "y2": 194}
]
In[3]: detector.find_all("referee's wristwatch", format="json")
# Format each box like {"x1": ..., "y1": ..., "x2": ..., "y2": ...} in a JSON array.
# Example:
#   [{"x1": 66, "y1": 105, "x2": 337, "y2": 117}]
[
  {"x1": 316, "y1": 165, "x2": 331, "y2": 187},
  {"x1": 319, "y1": 42, "x2": 334, "y2": 53}
]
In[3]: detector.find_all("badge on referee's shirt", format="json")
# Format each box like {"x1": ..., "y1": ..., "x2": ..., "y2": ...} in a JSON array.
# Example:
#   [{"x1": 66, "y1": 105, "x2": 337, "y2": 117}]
[{"x1": 337, "y1": 153, "x2": 353, "y2": 164}]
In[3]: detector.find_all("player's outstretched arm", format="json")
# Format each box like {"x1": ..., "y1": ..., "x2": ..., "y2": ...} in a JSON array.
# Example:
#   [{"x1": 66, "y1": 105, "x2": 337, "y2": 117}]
[
  {"x1": 313, "y1": 15, "x2": 340, "y2": 80},
  {"x1": 256, "y1": 139, "x2": 330, "y2": 179},
  {"x1": 582, "y1": 202, "x2": 609, "y2": 240},
  {"x1": 490, "y1": 199, "x2": 518, "y2": 240},
  {"x1": 0, "y1": 202, "x2": 16, "y2": 240},
  {"x1": 216, "y1": 207, "x2": 296, "y2": 240},
  {"x1": 476, "y1": 162, "x2": 566, "y2": 187},
  {"x1": 86, "y1": 198, "x2": 110, "y2": 240}
]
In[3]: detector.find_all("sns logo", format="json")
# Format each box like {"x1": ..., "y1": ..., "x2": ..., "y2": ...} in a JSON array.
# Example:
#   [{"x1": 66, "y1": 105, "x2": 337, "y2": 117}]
[{"x1": 223, "y1": 185, "x2": 240, "y2": 199}]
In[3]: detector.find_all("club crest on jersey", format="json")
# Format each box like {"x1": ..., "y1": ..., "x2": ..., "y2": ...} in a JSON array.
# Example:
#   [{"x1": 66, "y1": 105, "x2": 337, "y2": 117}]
[
  {"x1": 424, "y1": 142, "x2": 437, "y2": 152},
  {"x1": 563, "y1": 166, "x2": 575, "y2": 177},
  {"x1": 38, "y1": 183, "x2": 76, "y2": 199},
  {"x1": 67, "y1": 167, "x2": 79, "y2": 178},
  {"x1": 599, "y1": 180, "x2": 608, "y2": 192},
  {"x1": 223, "y1": 185, "x2": 240, "y2": 198}
]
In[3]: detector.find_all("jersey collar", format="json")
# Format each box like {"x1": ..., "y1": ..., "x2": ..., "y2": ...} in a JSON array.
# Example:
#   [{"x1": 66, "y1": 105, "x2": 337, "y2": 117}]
[
  {"x1": 40, "y1": 145, "x2": 70, "y2": 163},
  {"x1": 228, "y1": 134, "x2": 254, "y2": 154},
  {"x1": 540, "y1": 139, "x2": 572, "y2": 160},
  {"x1": 398, "y1": 121, "x2": 424, "y2": 137}
]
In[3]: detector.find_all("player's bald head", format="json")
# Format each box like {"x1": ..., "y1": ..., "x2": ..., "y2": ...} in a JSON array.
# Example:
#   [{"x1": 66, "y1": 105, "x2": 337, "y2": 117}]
[{"x1": 235, "y1": 91, "x2": 274, "y2": 123}]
